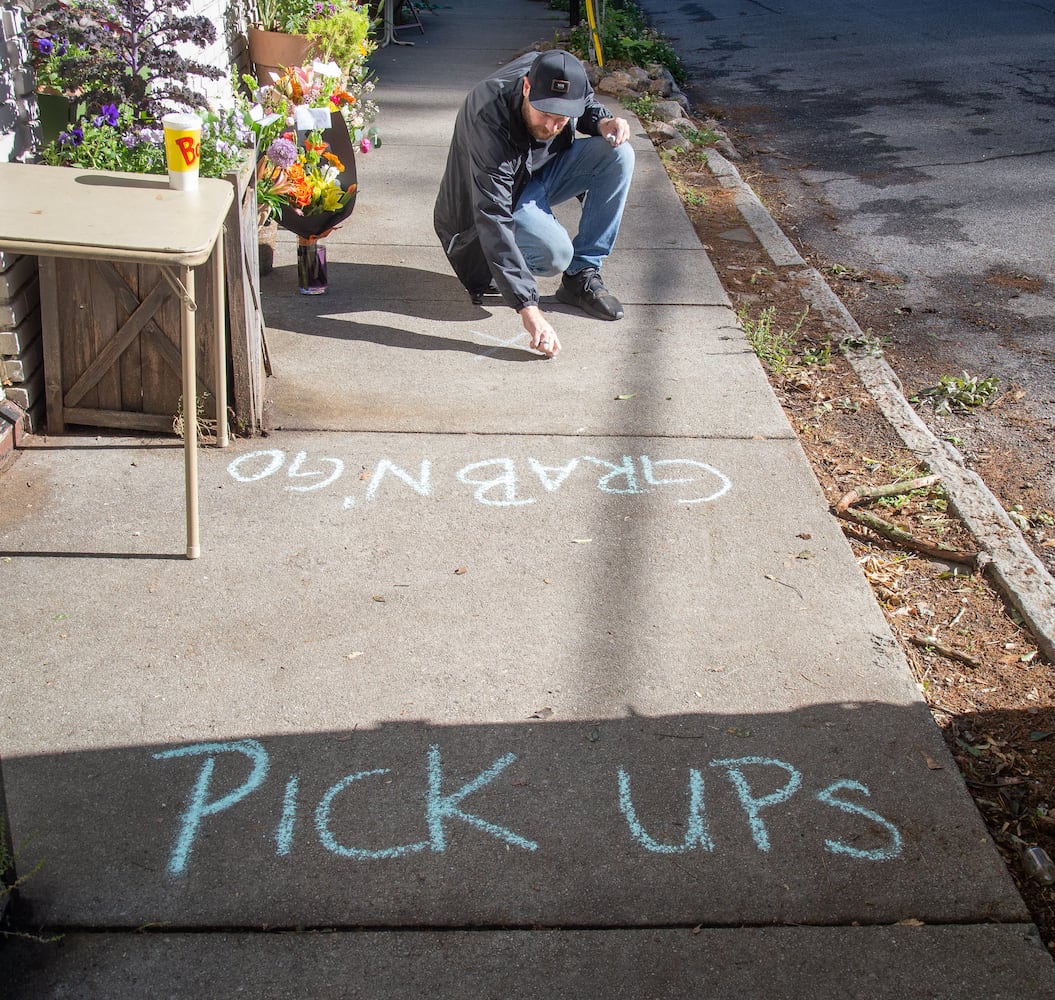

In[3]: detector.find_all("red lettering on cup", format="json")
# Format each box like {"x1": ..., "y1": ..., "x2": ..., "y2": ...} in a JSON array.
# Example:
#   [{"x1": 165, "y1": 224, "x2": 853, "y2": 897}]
[{"x1": 175, "y1": 135, "x2": 200, "y2": 167}]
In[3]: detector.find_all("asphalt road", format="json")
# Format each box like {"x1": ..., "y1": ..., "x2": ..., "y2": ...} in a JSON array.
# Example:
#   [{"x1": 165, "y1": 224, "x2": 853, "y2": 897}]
[{"x1": 635, "y1": 0, "x2": 1055, "y2": 504}]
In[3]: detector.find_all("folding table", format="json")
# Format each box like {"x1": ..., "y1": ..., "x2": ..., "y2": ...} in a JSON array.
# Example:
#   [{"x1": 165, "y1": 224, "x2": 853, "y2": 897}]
[{"x1": 0, "y1": 163, "x2": 234, "y2": 559}]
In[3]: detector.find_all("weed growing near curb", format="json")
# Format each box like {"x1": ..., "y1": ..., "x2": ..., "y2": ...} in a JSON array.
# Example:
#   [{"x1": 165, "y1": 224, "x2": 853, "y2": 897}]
[
  {"x1": 912, "y1": 372, "x2": 1001, "y2": 415},
  {"x1": 625, "y1": 92, "x2": 660, "y2": 120},
  {"x1": 739, "y1": 305, "x2": 810, "y2": 376},
  {"x1": 839, "y1": 331, "x2": 889, "y2": 358}
]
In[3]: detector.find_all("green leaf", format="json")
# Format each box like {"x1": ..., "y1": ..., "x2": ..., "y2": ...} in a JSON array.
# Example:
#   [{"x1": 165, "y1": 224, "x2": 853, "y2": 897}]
[{"x1": 956, "y1": 738, "x2": 984, "y2": 757}]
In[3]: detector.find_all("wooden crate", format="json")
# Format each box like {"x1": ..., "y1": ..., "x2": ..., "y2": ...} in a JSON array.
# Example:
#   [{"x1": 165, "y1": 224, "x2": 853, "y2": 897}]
[{"x1": 41, "y1": 158, "x2": 266, "y2": 436}]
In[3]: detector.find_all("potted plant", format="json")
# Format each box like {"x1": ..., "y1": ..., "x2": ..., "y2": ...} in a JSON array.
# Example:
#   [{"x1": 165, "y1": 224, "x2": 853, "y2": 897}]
[
  {"x1": 252, "y1": 0, "x2": 320, "y2": 33},
  {"x1": 305, "y1": 2, "x2": 374, "y2": 86},
  {"x1": 247, "y1": 0, "x2": 376, "y2": 86},
  {"x1": 247, "y1": 0, "x2": 319, "y2": 85},
  {"x1": 25, "y1": 33, "x2": 93, "y2": 145},
  {"x1": 24, "y1": 0, "x2": 225, "y2": 121}
]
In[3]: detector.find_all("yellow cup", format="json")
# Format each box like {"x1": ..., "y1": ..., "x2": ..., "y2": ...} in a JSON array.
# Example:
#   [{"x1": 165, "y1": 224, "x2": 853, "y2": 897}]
[{"x1": 162, "y1": 113, "x2": 202, "y2": 191}]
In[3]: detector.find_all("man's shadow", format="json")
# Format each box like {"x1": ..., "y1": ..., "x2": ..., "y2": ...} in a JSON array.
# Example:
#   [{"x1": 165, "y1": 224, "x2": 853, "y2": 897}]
[
  {"x1": 260, "y1": 261, "x2": 571, "y2": 362},
  {"x1": 261, "y1": 261, "x2": 575, "y2": 361}
]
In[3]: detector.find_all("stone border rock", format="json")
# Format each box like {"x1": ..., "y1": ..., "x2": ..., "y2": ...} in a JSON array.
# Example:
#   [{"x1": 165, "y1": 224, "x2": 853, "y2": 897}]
[{"x1": 702, "y1": 149, "x2": 1055, "y2": 663}]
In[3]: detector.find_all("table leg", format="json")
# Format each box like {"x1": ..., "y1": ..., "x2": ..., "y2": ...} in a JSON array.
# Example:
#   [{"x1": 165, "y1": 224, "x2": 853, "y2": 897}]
[
  {"x1": 181, "y1": 264, "x2": 200, "y2": 560},
  {"x1": 213, "y1": 232, "x2": 229, "y2": 449},
  {"x1": 380, "y1": 0, "x2": 414, "y2": 47}
]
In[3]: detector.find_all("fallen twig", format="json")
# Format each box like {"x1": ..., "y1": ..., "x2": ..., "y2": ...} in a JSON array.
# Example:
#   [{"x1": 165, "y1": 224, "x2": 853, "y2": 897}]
[
  {"x1": 909, "y1": 634, "x2": 984, "y2": 670},
  {"x1": 835, "y1": 474, "x2": 942, "y2": 513},
  {"x1": 764, "y1": 573, "x2": 803, "y2": 598},
  {"x1": 833, "y1": 505, "x2": 977, "y2": 565}
]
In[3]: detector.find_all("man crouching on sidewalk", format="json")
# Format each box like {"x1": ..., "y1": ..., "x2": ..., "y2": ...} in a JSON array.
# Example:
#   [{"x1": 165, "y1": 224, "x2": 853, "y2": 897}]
[{"x1": 434, "y1": 48, "x2": 635, "y2": 358}]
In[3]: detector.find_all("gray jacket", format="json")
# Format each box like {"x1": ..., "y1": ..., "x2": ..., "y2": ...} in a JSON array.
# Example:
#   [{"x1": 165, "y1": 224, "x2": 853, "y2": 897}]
[{"x1": 433, "y1": 52, "x2": 612, "y2": 311}]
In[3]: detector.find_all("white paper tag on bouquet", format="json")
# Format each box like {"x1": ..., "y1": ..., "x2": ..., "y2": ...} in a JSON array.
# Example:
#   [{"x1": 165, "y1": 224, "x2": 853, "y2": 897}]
[{"x1": 294, "y1": 106, "x2": 332, "y2": 131}]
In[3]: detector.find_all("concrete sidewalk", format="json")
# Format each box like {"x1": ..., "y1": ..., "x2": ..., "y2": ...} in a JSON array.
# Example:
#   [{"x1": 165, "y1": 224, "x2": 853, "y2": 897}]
[{"x1": 2, "y1": 0, "x2": 1054, "y2": 995}]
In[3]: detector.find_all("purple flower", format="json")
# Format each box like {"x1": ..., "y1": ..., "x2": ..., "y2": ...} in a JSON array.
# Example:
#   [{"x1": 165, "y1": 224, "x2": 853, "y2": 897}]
[
  {"x1": 35, "y1": 37, "x2": 54, "y2": 56},
  {"x1": 56, "y1": 41, "x2": 68, "y2": 56},
  {"x1": 92, "y1": 105, "x2": 119, "y2": 128},
  {"x1": 139, "y1": 127, "x2": 163, "y2": 144},
  {"x1": 58, "y1": 126, "x2": 84, "y2": 148},
  {"x1": 266, "y1": 137, "x2": 298, "y2": 169},
  {"x1": 121, "y1": 133, "x2": 138, "y2": 149}
]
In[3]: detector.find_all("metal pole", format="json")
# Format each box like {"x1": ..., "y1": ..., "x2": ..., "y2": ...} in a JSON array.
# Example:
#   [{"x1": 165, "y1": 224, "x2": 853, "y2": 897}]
[
  {"x1": 181, "y1": 264, "x2": 200, "y2": 560},
  {"x1": 213, "y1": 232, "x2": 229, "y2": 449}
]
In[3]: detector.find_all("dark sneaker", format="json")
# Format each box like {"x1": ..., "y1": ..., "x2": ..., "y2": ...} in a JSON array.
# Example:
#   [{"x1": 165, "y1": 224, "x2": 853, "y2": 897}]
[
  {"x1": 470, "y1": 282, "x2": 499, "y2": 305},
  {"x1": 555, "y1": 267, "x2": 624, "y2": 321}
]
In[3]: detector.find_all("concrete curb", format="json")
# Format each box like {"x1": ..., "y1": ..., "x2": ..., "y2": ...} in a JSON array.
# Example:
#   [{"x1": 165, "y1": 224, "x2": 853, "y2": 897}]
[
  {"x1": 702, "y1": 149, "x2": 1055, "y2": 664},
  {"x1": 706, "y1": 150, "x2": 806, "y2": 269}
]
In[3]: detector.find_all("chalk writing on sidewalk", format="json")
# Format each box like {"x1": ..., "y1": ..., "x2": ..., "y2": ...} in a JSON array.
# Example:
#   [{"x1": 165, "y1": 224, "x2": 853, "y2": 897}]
[
  {"x1": 152, "y1": 741, "x2": 902, "y2": 876},
  {"x1": 617, "y1": 759, "x2": 901, "y2": 861},
  {"x1": 226, "y1": 451, "x2": 732, "y2": 508}
]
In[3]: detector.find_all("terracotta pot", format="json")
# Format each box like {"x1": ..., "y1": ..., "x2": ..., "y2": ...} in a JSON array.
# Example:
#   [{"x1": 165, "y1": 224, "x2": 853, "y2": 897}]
[
  {"x1": 257, "y1": 218, "x2": 278, "y2": 276},
  {"x1": 247, "y1": 26, "x2": 314, "y2": 86}
]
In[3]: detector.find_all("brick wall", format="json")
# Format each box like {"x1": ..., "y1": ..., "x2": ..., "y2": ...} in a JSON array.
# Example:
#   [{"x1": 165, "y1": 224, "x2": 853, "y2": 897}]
[
  {"x1": 0, "y1": 250, "x2": 40, "y2": 443},
  {"x1": 0, "y1": 2, "x2": 34, "y2": 163}
]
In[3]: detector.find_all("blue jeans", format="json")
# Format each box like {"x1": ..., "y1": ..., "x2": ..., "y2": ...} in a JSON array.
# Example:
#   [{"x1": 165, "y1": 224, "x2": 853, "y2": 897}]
[{"x1": 513, "y1": 135, "x2": 635, "y2": 277}]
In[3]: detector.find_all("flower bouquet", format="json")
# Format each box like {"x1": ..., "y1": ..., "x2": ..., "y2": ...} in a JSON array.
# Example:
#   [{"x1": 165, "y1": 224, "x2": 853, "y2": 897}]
[{"x1": 248, "y1": 61, "x2": 366, "y2": 293}]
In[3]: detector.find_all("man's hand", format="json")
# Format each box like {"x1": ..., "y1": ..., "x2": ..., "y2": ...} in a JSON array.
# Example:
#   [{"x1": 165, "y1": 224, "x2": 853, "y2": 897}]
[
  {"x1": 599, "y1": 116, "x2": 631, "y2": 147},
  {"x1": 519, "y1": 304, "x2": 561, "y2": 357}
]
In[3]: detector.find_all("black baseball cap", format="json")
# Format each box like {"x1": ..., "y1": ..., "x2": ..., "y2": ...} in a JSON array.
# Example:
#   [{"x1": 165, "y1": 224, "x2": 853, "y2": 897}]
[{"x1": 527, "y1": 49, "x2": 588, "y2": 117}]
